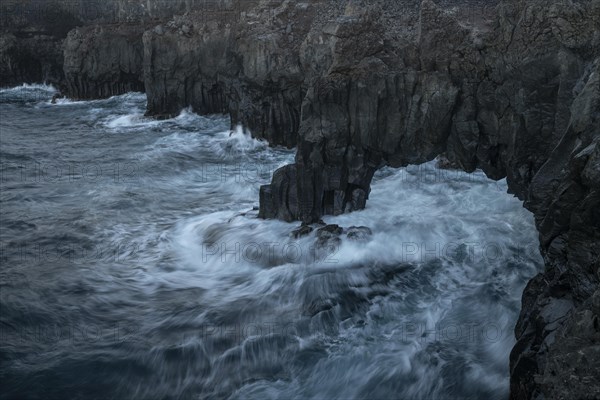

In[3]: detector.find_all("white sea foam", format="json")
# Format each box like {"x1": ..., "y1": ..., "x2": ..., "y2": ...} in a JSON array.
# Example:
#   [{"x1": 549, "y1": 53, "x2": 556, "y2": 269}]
[
  {"x1": 0, "y1": 82, "x2": 57, "y2": 93},
  {"x1": 208, "y1": 125, "x2": 269, "y2": 157},
  {"x1": 168, "y1": 160, "x2": 542, "y2": 400},
  {"x1": 1, "y1": 90, "x2": 543, "y2": 400},
  {"x1": 0, "y1": 83, "x2": 57, "y2": 103}
]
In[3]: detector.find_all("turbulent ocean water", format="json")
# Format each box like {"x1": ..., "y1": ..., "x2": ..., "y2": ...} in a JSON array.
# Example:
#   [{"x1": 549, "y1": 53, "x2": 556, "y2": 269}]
[{"x1": 0, "y1": 84, "x2": 543, "y2": 400}]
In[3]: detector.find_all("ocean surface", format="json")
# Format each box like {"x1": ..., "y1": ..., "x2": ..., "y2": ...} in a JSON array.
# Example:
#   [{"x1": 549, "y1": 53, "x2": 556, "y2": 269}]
[{"x1": 0, "y1": 84, "x2": 543, "y2": 400}]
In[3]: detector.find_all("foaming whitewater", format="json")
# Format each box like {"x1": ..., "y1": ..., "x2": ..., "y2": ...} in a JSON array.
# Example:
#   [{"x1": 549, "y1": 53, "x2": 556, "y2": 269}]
[
  {"x1": 0, "y1": 87, "x2": 543, "y2": 400},
  {"x1": 0, "y1": 83, "x2": 57, "y2": 105}
]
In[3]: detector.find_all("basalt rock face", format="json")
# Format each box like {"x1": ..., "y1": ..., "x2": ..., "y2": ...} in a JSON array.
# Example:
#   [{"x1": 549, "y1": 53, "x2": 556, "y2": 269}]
[
  {"x1": 0, "y1": 0, "x2": 229, "y2": 92},
  {"x1": 0, "y1": 0, "x2": 81, "y2": 87},
  {"x1": 510, "y1": 60, "x2": 600, "y2": 400},
  {"x1": 63, "y1": 24, "x2": 147, "y2": 99},
  {"x1": 56, "y1": 1, "x2": 235, "y2": 98},
  {"x1": 260, "y1": 0, "x2": 599, "y2": 222},
  {"x1": 142, "y1": 1, "x2": 334, "y2": 146},
  {"x1": 0, "y1": 33, "x2": 64, "y2": 87}
]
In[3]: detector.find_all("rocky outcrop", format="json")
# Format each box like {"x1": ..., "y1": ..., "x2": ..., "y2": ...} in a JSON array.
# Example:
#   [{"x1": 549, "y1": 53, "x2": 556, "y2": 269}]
[
  {"x1": 0, "y1": 0, "x2": 81, "y2": 87},
  {"x1": 62, "y1": 24, "x2": 146, "y2": 99},
  {"x1": 0, "y1": 33, "x2": 64, "y2": 87},
  {"x1": 69, "y1": 1, "x2": 261, "y2": 101},
  {"x1": 257, "y1": 1, "x2": 600, "y2": 398},
  {"x1": 141, "y1": 1, "x2": 332, "y2": 145},
  {"x1": 1, "y1": 0, "x2": 598, "y2": 398},
  {"x1": 0, "y1": 0, "x2": 235, "y2": 93},
  {"x1": 260, "y1": 0, "x2": 599, "y2": 220},
  {"x1": 509, "y1": 59, "x2": 599, "y2": 400}
]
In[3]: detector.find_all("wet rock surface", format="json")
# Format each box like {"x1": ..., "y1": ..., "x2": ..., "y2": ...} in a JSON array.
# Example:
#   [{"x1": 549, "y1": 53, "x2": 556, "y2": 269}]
[
  {"x1": 346, "y1": 226, "x2": 373, "y2": 242},
  {"x1": 287, "y1": 223, "x2": 375, "y2": 263},
  {"x1": 315, "y1": 224, "x2": 343, "y2": 249},
  {"x1": 290, "y1": 224, "x2": 313, "y2": 239}
]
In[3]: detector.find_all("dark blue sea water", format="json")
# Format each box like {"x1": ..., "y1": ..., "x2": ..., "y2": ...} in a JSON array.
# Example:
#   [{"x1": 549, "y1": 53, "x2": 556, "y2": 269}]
[{"x1": 0, "y1": 84, "x2": 543, "y2": 400}]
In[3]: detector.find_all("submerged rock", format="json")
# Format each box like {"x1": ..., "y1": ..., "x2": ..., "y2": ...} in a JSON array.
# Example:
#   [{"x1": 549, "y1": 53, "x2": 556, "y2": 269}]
[
  {"x1": 290, "y1": 224, "x2": 313, "y2": 239},
  {"x1": 346, "y1": 226, "x2": 372, "y2": 242},
  {"x1": 313, "y1": 224, "x2": 341, "y2": 247},
  {"x1": 50, "y1": 93, "x2": 65, "y2": 104},
  {"x1": 316, "y1": 224, "x2": 343, "y2": 237}
]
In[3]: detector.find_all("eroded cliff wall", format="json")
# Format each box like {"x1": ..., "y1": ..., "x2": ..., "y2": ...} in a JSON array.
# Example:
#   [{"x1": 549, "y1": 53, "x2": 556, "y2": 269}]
[
  {"x1": 0, "y1": 0, "x2": 237, "y2": 90},
  {"x1": 258, "y1": 2, "x2": 600, "y2": 397},
  {"x1": 141, "y1": 2, "x2": 313, "y2": 146}
]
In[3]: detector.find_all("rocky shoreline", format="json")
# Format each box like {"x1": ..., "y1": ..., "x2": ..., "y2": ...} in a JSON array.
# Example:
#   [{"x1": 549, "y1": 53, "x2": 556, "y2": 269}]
[{"x1": 2, "y1": 0, "x2": 598, "y2": 398}]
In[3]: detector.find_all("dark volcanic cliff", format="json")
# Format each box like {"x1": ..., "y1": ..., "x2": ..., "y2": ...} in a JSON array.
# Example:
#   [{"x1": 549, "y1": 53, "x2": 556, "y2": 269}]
[
  {"x1": 0, "y1": 0, "x2": 236, "y2": 93},
  {"x1": 1, "y1": 0, "x2": 599, "y2": 399}
]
